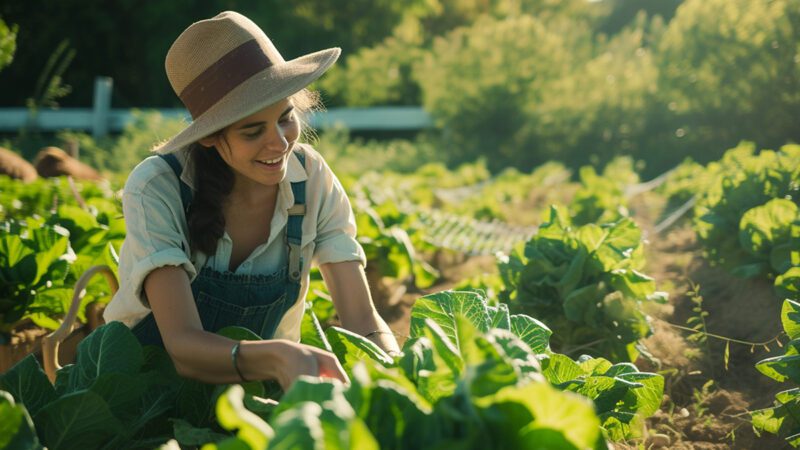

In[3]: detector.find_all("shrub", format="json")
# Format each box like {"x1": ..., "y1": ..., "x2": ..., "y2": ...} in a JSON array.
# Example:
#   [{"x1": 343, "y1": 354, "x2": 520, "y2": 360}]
[{"x1": 657, "y1": 0, "x2": 800, "y2": 161}]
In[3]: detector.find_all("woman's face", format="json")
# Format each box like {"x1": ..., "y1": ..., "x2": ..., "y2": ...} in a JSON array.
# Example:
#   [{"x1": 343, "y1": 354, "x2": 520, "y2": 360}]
[{"x1": 201, "y1": 97, "x2": 300, "y2": 189}]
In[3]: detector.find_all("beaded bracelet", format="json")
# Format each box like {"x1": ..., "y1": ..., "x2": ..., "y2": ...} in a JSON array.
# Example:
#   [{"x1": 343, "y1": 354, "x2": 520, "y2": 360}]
[
  {"x1": 365, "y1": 330, "x2": 395, "y2": 338},
  {"x1": 230, "y1": 342, "x2": 249, "y2": 383}
]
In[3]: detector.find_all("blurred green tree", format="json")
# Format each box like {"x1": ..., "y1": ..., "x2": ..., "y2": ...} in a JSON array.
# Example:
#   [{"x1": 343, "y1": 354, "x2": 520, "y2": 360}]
[
  {"x1": 320, "y1": 0, "x2": 616, "y2": 107},
  {"x1": 414, "y1": 14, "x2": 591, "y2": 170},
  {"x1": 657, "y1": 0, "x2": 800, "y2": 162},
  {"x1": 0, "y1": 16, "x2": 16, "y2": 73},
  {"x1": 0, "y1": 1, "x2": 414, "y2": 107},
  {"x1": 529, "y1": 12, "x2": 665, "y2": 168}
]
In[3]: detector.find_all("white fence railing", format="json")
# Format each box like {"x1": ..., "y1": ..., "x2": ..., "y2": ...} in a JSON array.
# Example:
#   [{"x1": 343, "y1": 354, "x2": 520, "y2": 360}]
[{"x1": 0, "y1": 77, "x2": 433, "y2": 137}]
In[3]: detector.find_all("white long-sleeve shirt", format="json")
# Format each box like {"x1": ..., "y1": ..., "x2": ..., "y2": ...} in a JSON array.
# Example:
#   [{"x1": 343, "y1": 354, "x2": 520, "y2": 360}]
[{"x1": 103, "y1": 143, "x2": 366, "y2": 342}]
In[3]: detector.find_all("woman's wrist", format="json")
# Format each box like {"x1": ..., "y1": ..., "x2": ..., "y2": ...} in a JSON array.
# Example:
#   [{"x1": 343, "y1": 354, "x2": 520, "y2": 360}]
[
  {"x1": 364, "y1": 330, "x2": 401, "y2": 355},
  {"x1": 236, "y1": 339, "x2": 291, "y2": 382}
]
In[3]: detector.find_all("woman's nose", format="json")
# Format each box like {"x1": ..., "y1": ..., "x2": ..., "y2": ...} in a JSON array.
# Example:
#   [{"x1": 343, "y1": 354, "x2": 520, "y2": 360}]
[{"x1": 263, "y1": 124, "x2": 288, "y2": 151}]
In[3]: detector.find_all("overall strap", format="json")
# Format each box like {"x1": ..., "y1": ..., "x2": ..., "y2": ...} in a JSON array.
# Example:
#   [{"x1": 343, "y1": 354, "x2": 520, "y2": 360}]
[
  {"x1": 286, "y1": 149, "x2": 306, "y2": 284},
  {"x1": 158, "y1": 153, "x2": 193, "y2": 214}
]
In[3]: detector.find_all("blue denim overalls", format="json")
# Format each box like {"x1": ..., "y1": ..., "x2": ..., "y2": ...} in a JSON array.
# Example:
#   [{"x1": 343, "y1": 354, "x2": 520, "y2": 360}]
[{"x1": 131, "y1": 150, "x2": 307, "y2": 347}]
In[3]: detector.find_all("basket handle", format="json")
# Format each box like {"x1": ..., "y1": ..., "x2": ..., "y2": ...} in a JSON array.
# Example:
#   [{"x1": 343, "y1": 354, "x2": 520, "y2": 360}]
[{"x1": 42, "y1": 265, "x2": 118, "y2": 383}]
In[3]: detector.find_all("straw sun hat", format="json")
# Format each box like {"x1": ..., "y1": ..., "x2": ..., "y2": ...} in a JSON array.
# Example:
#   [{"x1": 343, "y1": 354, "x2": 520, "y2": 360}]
[{"x1": 153, "y1": 11, "x2": 340, "y2": 154}]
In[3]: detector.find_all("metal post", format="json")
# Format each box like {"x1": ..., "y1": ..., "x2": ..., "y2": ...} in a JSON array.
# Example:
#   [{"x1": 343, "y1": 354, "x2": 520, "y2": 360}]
[{"x1": 92, "y1": 77, "x2": 113, "y2": 138}]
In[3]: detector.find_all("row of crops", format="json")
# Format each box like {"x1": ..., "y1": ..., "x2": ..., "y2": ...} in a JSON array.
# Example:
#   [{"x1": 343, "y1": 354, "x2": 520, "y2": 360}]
[{"x1": 0, "y1": 140, "x2": 798, "y2": 448}]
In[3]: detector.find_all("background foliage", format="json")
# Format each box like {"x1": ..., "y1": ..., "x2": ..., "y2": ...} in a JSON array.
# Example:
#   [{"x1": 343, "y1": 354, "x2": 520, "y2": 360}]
[{"x1": 1, "y1": 0, "x2": 798, "y2": 175}]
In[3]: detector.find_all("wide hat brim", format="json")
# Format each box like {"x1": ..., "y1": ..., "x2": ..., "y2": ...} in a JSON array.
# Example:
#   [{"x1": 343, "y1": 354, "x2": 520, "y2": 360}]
[{"x1": 154, "y1": 47, "x2": 340, "y2": 154}]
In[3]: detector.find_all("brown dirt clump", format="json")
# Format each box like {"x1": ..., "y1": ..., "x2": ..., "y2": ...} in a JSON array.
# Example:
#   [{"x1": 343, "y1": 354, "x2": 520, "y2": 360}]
[
  {"x1": 34, "y1": 146, "x2": 104, "y2": 180},
  {"x1": 0, "y1": 147, "x2": 38, "y2": 182}
]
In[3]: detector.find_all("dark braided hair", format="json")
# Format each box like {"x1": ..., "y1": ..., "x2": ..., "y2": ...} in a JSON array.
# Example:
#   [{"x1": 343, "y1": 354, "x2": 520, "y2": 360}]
[
  {"x1": 185, "y1": 89, "x2": 321, "y2": 256},
  {"x1": 187, "y1": 141, "x2": 233, "y2": 255}
]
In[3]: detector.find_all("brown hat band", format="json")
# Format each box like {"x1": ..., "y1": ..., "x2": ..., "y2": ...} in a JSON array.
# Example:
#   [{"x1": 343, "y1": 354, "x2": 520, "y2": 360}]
[{"x1": 179, "y1": 39, "x2": 273, "y2": 119}]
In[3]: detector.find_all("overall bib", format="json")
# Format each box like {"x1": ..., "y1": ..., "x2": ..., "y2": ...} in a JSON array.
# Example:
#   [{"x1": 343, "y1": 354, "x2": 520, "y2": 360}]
[{"x1": 131, "y1": 150, "x2": 307, "y2": 347}]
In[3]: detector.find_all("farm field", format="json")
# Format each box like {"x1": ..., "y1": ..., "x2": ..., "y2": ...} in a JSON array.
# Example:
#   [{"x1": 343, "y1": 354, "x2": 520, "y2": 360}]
[
  {"x1": 2, "y1": 0, "x2": 799, "y2": 448},
  {"x1": 1, "y1": 141, "x2": 797, "y2": 449}
]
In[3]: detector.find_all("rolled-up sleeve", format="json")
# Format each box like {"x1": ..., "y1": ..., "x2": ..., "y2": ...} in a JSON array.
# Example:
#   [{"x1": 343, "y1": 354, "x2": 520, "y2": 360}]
[
  {"x1": 311, "y1": 155, "x2": 367, "y2": 267},
  {"x1": 118, "y1": 164, "x2": 196, "y2": 308},
  {"x1": 123, "y1": 195, "x2": 194, "y2": 307}
]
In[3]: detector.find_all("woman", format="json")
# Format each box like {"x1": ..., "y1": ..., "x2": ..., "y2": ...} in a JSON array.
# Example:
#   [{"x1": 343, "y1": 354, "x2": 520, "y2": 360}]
[{"x1": 103, "y1": 11, "x2": 400, "y2": 390}]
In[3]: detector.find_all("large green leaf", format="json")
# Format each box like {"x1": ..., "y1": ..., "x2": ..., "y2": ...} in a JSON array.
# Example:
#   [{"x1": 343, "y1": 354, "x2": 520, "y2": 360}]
[
  {"x1": 608, "y1": 269, "x2": 656, "y2": 299},
  {"x1": 777, "y1": 268, "x2": 800, "y2": 302},
  {"x1": 751, "y1": 388, "x2": 800, "y2": 447},
  {"x1": 592, "y1": 218, "x2": 642, "y2": 272},
  {"x1": 0, "y1": 232, "x2": 37, "y2": 286},
  {"x1": 454, "y1": 316, "x2": 518, "y2": 398},
  {"x1": 410, "y1": 291, "x2": 491, "y2": 347},
  {"x1": 617, "y1": 372, "x2": 664, "y2": 418},
  {"x1": 30, "y1": 227, "x2": 70, "y2": 287},
  {"x1": 266, "y1": 393, "x2": 380, "y2": 450},
  {"x1": 509, "y1": 314, "x2": 552, "y2": 354},
  {"x1": 487, "y1": 328, "x2": 542, "y2": 380},
  {"x1": 399, "y1": 336, "x2": 457, "y2": 404},
  {"x1": 739, "y1": 199, "x2": 798, "y2": 258},
  {"x1": 87, "y1": 372, "x2": 150, "y2": 423},
  {"x1": 421, "y1": 319, "x2": 464, "y2": 377},
  {"x1": 0, "y1": 354, "x2": 57, "y2": 417},
  {"x1": 541, "y1": 353, "x2": 584, "y2": 385},
  {"x1": 269, "y1": 402, "x2": 323, "y2": 450},
  {"x1": 171, "y1": 418, "x2": 229, "y2": 447},
  {"x1": 67, "y1": 321, "x2": 144, "y2": 391},
  {"x1": 325, "y1": 326, "x2": 393, "y2": 375},
  {"x1": 783, "y1": 300, "x2": 800, "y2": 341},
  {"x1": 487, "y1": 303, "x2": 510, "y2": 330},
  {"x1": 757, "y1": 355, "x2": 800, "y2": 384},
  {"x1": 0, "y1": 390, "x2": 42, "y2": 450},
  {"x1": 300, "y1": 306, "x2": 332, "y2": 352},
  {"x1": 346, "y1": 364, "x2": 432, "y2": 450},
  {"x1": 35, "y1": 390, "x2": 124, "y2": 450},
  {"x1": 215, "y1": 385, "x2": 273, "y2": 450},
  {"x1": 475, "y1": 382, "x2": 601, "y2": 450},
  {"x1": 272, "y1": 377, "x2": 340, "y2": 418}
]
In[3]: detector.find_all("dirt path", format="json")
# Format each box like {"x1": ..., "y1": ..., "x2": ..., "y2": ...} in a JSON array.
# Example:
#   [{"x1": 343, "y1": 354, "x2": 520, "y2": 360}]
[{"x1": 628, "y1": 221, "x2": 788, "y2": 449}]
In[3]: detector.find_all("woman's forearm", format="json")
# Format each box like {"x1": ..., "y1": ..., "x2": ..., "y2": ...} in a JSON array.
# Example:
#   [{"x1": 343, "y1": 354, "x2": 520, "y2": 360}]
[
  {"x1": 143, "y1": 265, "x2": 286, "y2": 384},
  {"x1": 143, "y1": 266, "x2": 347, "y2": 388},
  {"x1": 166, "y1": 330, "x2": 287, "y2": 384},
  {"x1": 319, "y1": 261, "x2": 401, "y2": 354}
]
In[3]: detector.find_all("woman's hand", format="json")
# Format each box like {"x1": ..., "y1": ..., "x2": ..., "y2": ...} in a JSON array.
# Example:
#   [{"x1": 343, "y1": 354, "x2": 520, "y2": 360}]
[{"x1": 268, "y1": 340, "x2": 349, "y2": 391}]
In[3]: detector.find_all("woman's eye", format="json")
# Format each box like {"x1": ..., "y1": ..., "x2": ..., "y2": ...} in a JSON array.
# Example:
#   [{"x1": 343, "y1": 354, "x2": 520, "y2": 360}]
[
  {"x1": 244, "y1": 128, "x2": 263, "y2": 139},
  {"x1": 242, "y1": 114, "x2": 293, "y2": 139}
]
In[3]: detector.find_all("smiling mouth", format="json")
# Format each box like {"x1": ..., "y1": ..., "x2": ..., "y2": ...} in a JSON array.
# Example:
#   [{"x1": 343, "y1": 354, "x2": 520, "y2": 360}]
[{"x1": 255, "y1": 155, "x2": 284, "y2": 165}]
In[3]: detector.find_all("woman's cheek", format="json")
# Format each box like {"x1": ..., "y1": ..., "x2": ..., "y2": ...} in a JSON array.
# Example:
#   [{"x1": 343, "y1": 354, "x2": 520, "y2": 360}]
[{"x1": 284, "y1": 122, "x2": 301, "y2": 144}]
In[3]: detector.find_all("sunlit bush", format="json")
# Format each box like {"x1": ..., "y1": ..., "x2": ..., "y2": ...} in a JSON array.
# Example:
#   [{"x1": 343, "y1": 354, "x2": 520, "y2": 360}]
[{"x1": 657, "y1": 0, "x2": 800, "y2": 160}]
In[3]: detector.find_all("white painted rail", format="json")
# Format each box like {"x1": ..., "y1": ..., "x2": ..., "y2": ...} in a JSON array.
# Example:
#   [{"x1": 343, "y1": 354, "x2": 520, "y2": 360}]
[{"x1": 0, "y1": 77, "x2": 433, "y2": 136}]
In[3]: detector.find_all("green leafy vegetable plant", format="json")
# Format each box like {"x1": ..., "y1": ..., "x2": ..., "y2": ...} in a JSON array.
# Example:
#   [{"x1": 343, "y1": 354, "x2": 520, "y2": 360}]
[
  {"x1": 1, "y1": 288, "x2": 663, "y2": 448},
  {"x1": 499, "y1": 206, "x2": 667, "y2": 361},
  {"x1": 0, "y1": 218, "x2": 74, "y2": 335},
  {"x1": 752, "y1": 299, "x2": 800, "y2": 447},
  {"x1": 569, "y1": 156, "x2": 638, "y2": 226},
  {"x1": 694, "y1": 143, "x2": 800, "y2": 284},
  {"x1": 208, "y1": 289, "x2": 662, "y2": 448}
]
